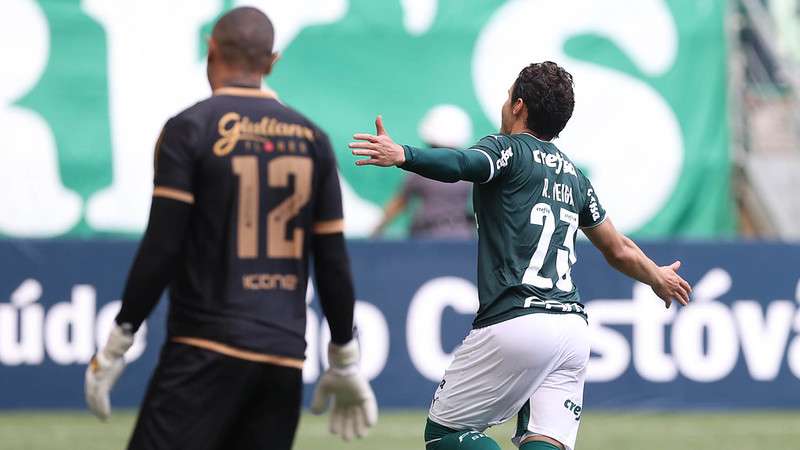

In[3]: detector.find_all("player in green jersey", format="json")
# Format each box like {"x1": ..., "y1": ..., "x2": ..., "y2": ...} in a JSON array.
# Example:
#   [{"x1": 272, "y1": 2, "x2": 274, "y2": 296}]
[{"x1": 350, "y1": 61, "x2": 691, "y2": 450}]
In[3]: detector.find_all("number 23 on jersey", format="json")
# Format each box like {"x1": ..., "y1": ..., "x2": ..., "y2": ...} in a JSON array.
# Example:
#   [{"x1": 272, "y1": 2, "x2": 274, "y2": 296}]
[{"x1": 522, "y1": 203, "x2": 579, "y2": 292}]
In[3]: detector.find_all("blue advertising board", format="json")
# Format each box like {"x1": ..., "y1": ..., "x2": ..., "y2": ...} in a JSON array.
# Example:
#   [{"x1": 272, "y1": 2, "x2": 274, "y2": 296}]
[{"x1": 1, "y1": 240, "x2": 799, "y2": 410}]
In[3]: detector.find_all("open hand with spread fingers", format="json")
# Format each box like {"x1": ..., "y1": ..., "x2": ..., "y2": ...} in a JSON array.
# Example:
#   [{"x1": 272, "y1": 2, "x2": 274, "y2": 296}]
[
  {"x1": 651, "y1": 260, "x2": 692, "y2": 309},
  {"x1": 349, "y1": 115, "x2": 406, "y2": 167}
]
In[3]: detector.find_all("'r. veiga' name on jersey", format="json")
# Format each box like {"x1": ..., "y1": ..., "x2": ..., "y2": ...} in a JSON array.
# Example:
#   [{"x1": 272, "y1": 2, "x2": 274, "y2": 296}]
[
  {"x1": 541, "y1": 178, "x2": 574, "y2": 207},
  {"x1": 531, "y1": 149, "x2": 577, "y2": 177}
]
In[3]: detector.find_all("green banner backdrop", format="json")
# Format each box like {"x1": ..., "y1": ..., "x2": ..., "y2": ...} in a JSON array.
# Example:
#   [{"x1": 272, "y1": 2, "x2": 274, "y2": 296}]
[{"x1": 1, "y1": 0, "x2": 733, "y2": 238}]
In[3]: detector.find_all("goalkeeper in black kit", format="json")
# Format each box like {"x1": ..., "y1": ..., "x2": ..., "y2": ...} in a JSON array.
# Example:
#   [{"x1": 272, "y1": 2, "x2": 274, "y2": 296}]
[{"x1": 83, "y1": 7, "x2": 377, "y2": 450}]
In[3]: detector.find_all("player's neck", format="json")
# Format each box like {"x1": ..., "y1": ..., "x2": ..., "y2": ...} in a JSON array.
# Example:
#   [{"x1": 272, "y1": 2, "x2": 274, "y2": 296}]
[
  {"x1": 508, "y1": 122, "x2": 537, "y2": 137},
  {"x1": 210, "y1": 71, "x2": 263, "y2": 91}
]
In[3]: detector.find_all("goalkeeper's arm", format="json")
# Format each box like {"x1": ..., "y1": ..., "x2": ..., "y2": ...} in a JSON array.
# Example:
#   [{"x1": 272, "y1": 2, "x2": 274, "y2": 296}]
[
  {"x1": 86, "y1": 195, "x2": 190, "y2": 421},
  {"x1": 312, "y1": 232, "x2": 355, "y2": 344},
  {"x1": 115, "y1": 196, "x2": 192, "y2": 331}
]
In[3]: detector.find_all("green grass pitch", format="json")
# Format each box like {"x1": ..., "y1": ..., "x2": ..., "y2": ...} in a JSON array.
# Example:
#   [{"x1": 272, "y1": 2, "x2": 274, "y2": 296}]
[{"x1": 1, "y1": 410, "x2": 798, "y2": 449}]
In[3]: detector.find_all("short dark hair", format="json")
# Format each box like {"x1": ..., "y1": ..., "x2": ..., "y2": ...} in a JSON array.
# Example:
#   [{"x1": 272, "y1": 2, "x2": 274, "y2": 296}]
[
  {"x1": 212, "y1": 7, "x2": 274, "y2": 72},
  {"x1": 512, "y1": 62, "x2": 575, "y2": 140}
]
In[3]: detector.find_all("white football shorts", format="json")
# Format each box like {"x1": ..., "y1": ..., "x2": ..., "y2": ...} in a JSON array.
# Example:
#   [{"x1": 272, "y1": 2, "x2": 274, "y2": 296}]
[{"x1": 428, "y1": 313, "x2": 589, "y2": 450}]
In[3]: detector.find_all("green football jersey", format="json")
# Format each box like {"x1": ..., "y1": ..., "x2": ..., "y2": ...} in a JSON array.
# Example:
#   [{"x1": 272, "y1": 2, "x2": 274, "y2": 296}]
[{"x1": 468, "y1": 133, "x2": 606, "y2": 328}]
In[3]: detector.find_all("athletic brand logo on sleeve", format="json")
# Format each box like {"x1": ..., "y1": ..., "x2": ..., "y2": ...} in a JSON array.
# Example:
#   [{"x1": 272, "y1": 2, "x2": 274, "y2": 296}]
[
  {"x1": 496, "y1": 147, "x2": 513, "y2": 170},
  {"x1": 586, "y1": 188, "x2": 601, "y2": 221}
]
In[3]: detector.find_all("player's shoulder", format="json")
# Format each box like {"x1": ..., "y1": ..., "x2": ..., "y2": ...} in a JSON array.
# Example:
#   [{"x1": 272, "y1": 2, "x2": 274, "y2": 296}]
[
  {"x1": 156, "y1": 99, "x2": 213, "y2": 146},
  {"x1": 473, "y1": 133, "x2": 512, "y2": 150},
  {"x1": 474, "y1": 133, "x2": 545, "y2": 151},
  {"x1": 273, "y1": 101, "x2": 328, "y2": 140},
  {"x1": 167, "y1": 96, "x2": 218, "y2": 130}
]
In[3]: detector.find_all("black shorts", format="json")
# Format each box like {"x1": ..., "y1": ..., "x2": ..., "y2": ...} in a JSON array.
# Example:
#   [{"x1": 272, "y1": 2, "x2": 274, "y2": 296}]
[{"x1": 127, "y1": 341, "x2": 302, "y2": 450}]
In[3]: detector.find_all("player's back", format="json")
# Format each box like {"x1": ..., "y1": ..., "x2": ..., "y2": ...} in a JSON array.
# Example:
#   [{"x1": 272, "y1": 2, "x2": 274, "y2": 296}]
[
  {"x1": 470, "y1": 133, "x2": 605, "y2": 328},
  {"x1": 154, "y1": 86, "x2": 343, "y2": 359}
]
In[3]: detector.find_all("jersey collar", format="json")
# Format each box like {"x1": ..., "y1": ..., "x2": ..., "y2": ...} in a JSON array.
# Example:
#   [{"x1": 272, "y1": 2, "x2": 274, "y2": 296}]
[
  {"x1": 213, "y1": 86, "x2": 279, "y2": 99},
  {"x1": 520, "y1": 131, "x2": 552, "y2": 143}
]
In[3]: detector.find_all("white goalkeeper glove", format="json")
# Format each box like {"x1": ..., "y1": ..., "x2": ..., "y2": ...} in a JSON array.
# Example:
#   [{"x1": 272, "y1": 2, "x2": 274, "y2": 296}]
[
  {"x1": 310, "y1": 340, "x2": 378, "y2": 441},
  {"x1": 85, "y1": 323, "x2": 134, "y2": 421}
]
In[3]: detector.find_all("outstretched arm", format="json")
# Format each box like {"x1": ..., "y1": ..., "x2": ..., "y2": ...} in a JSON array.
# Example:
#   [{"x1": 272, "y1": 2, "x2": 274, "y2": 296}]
[
  {"x1": 583, "y1": 217, "x2": 692, "y2": 308},
  {"x1": 349, "y1": 116, "x2": 491, "y2": 183}
]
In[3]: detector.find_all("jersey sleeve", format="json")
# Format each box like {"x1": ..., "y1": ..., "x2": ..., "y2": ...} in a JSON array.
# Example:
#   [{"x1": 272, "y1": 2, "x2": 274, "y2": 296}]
[
  {"x1": 468, "y1": 134, "x2": 516, "y2": 183},
  {"x1": 577, "y1": 169, "x2": 607, "y2": 228},
  {"x1": 152, "y1": 115, "x2": 197, "y2": 204},
  {"x1": 312, "y1": 130, "x2": 345, "y2": 234}
]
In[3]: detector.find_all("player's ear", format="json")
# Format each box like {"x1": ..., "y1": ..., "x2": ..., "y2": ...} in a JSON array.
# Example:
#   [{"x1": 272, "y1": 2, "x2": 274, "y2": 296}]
[
  {"x1": 207, "y1": 37, "x2": 220, "y2": 64},
  {"x1": 512, "y1": 98, "x2": 525, "y2": 116},
  {"x1": 264, "y1": 52, "x2": 280, "y2": 76}
]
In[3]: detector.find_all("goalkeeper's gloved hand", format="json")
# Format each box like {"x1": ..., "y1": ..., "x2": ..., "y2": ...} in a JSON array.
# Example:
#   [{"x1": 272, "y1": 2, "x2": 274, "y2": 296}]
[
  {"x1": 85, "y1": 323, "x2": 134, "y2": 421},
  {"x1": 310, "y1": 340, "x2": 378, "y2": 441}
]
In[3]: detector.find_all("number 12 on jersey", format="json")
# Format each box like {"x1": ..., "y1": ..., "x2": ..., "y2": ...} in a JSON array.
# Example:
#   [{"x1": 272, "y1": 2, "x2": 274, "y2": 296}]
[
  {"x1": 232, "y1": 155, "x2": 312, "y2": 260},
  {"x1": 522, "y1": 203, "x2": 579, "y2": 291}
]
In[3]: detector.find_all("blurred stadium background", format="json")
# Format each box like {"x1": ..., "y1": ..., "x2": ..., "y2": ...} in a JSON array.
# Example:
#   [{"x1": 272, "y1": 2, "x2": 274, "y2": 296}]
[{"x1": 2, "y1": 0, "x2": 800, "y2": 449}]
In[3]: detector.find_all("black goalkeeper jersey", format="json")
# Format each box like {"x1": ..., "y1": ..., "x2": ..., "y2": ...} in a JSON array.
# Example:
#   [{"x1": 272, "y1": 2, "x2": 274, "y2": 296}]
[{"x1": 152, "y1": 86, "x2": 344, "y2": 360}]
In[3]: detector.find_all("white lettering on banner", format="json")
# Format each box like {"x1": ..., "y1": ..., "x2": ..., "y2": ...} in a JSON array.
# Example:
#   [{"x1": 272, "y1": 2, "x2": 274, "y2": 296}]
[
  {"x1": 588, "y1": 269, "x2": 800, "y2": 383},
  {"x1": 734, "y1": 301, "x2": 794, "y2": 381},
  {"x1": 0, "y1": 280, "x2": 147, "y2": 366},
  {"x1": 672, "y1": 302, "x2": 739, "y2": 382},
  {"x1": 0, "y1": 0, "x2": 82, "y2": 237},
  {"x1": 44, "y1": 285, "x2": 96, "y2": 365},
  {"x1": 6, "y1": 272, "x2": 800, "y2": 388},
  {"x1": 670, "y1": 268, "x2": 738, "y2": 382},
  {"x1": 786, "y1": 279, "x2": 800, "y2": 379},
  {"x1": 584, "y1": 302, "x2": 632, "y2": 382},
  {"x1": 312, "y1": 270, "x2": 800, "y2": 384},
  {"x1": 787, "y1": 309, "x2": 800, "y2": 378},
  {"x1": 0, "y1": 279, "x2": 45, "y2": 365},
  {"x1": 631, "y1": 283, "x2": 677, "y2": 382},
  {"x1": 406, "y1": 277, "x2": 479, "y2": 382}
]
